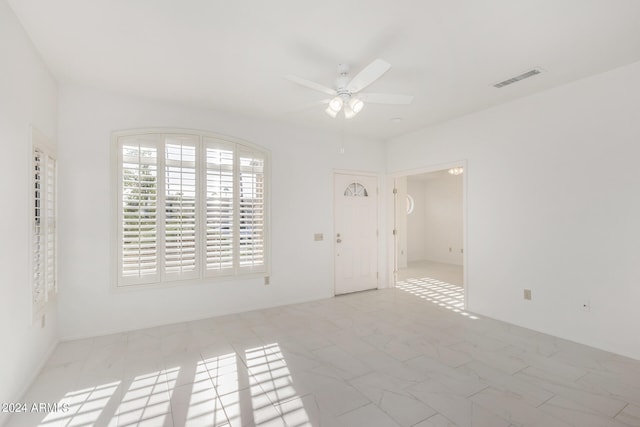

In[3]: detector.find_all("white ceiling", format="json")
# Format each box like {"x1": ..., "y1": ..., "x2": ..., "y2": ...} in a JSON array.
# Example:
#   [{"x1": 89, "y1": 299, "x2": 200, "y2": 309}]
[{"x1": 8, "y1": 0, "x2": 640, "y2": 140}]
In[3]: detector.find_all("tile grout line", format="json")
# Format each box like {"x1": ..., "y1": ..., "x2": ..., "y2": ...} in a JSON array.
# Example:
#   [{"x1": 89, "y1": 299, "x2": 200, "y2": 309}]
[
  {"x1": 536, "y1": 393, "x2": 557, "y2": 408},
  {"x1": 612, "y1": 402, "x2": 629, "y2": 420}
]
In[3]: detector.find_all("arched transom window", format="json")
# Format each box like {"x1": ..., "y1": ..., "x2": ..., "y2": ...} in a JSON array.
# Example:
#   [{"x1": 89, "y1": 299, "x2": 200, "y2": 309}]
[{"x1": 344, "y1": 182, "x2": 368, "y2": 197}]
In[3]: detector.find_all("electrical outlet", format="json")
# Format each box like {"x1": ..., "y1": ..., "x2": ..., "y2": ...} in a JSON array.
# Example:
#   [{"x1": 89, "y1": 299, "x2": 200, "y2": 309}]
[
  {"x1": 314, "y1": 233, "x2": 323, "y2": 241},
  {"x1": 581, "y1": 300, "x2": 591, "y2": 312},
  {"x1": 524, "y1": 289, "x2": 532, "y2": 300},
  {"x1": 264, "y1": 276, "x2": 270, "y2": 286}
]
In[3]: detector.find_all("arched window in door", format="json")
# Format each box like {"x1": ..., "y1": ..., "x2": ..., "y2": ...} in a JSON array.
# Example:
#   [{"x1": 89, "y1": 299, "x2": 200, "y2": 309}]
[{"x1": 344, "y1": 182, "x2": 368, "y2": 197}]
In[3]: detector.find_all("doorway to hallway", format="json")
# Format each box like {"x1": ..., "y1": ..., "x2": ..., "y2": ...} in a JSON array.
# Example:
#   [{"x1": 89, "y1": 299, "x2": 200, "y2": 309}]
[{"x1": 393, "y1": 165, "x2": 466, "y2": 308}]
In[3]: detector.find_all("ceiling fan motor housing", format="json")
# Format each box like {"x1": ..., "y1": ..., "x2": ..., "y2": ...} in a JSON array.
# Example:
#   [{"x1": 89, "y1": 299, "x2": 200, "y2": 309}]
[{"x1": 336, "y1": 77, "x2": 350, "y2": 92}]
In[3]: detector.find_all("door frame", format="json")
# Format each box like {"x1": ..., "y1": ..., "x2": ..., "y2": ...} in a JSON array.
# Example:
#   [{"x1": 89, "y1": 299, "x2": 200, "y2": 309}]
[
  {"x1": 387, "y1": 160, "x2": 469, "y2": 309},
  {"x1": 332, "y1": 170, "x2": 380, "y2": 296}
]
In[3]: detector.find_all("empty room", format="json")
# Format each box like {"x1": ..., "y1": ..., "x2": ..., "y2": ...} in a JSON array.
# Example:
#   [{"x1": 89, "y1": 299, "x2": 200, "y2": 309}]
[{"x1": 2, "y1": 1, "x2": 640, "y2": 426}]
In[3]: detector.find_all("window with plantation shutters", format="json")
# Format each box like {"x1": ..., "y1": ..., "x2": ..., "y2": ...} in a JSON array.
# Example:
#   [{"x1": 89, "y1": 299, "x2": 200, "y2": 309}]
[
  {"x1": 120, "y1": 137, "x2": 159, "y2": 285},
  {"x1": 45, "y1": 154, "x2": 57, "y2": 296},
  {"x1": 238, "y1": 150, "x2": 265, "y2": 272},
  {"x1": 204, "y1": 139, "x2": 234, "y2": 275},
  {"x1": 115, "y1": 131, "x2": 269, "y2": 287},
  {"x1": 33, "y1": 148, "x2": 45, "y2": 308},
  {"x1": 164, "y1": 137, "x2": 198, "y2": 280},
  {"x1": 32, "y1": 133, "x2": 57, "y2": 315}
]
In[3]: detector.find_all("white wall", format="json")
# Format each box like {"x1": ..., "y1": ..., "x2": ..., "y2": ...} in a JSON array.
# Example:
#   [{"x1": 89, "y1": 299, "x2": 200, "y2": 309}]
[
  {"x1": 422, "y1": 174, "x2": 463, "y2": 265},
  {"x1": 57, "y1": 85, "x2": 386, "y2": 340},
  {"x1": 406, "y1": 174, "x2": 463, "y2": 265},
  {"x1": 0, "y1": 1, "x2": 58, "y2": 424},
  {"x1": 387, "y1": 60, "x2": 640, "y2": 360}
]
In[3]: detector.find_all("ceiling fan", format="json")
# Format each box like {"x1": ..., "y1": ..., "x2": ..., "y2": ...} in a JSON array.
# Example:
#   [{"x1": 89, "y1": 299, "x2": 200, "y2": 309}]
[{"x1": 285, "y1": 59, "x2": 413, "y2": 119}]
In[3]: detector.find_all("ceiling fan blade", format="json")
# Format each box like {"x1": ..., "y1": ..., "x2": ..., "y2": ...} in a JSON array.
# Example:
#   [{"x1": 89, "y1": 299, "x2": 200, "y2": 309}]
[
  {"x1": 346, "y1": 59, "x2": 391, "y2": 93},
  {"x1": 285, "y1": 99, "x2": 330, "y2": 113},
  {"x1": 284, "y1": 75, "x2": 337, "y2": 96},
  {"x1": 359, "y1": 93, "x2": 414, "y2": 105}
]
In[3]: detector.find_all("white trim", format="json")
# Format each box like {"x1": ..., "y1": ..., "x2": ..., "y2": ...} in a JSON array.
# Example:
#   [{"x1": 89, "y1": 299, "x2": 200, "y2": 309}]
[
  {"x1": 30, "y1": 125, "x2": 56, "y2": 155},
  {"x1": 388, "y1": 160, "x2": 467, "y2": 179}
]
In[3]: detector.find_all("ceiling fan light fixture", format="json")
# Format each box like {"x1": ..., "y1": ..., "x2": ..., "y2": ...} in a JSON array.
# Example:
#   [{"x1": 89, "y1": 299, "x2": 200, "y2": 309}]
[
  {"x1": 325, "y1": 105, "x2": 338, "y2": 118},
  {"x1": 343, "y1": 103, "x2": 356, "y2": 119},
  {"x1": 349, "y1": 98, "x2": 364, "y2": 113},
  {"x1": 328, "y1": 96, "x2": 343, "y2": 112}
]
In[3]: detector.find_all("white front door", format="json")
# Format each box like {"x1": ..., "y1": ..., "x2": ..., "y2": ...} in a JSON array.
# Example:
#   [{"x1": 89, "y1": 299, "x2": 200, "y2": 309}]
[{"x1": 334, "y1": 173, "x2": 378, "y2": 295}]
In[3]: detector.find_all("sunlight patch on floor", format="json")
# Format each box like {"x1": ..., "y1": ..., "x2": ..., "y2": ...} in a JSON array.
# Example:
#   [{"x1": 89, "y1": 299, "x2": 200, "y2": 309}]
[
  {"x1": 245, "y1": 343, "x2": 310, "y2": 426},
  {"x1": 114, "y1": 367, "x2": 179, "y2": 426},
  {"x1": 397, "y1": 276, "x2": 479, "y2": 320},
  {"x1": 39, "y1": 381, "x2": 120, "y2": 426}
]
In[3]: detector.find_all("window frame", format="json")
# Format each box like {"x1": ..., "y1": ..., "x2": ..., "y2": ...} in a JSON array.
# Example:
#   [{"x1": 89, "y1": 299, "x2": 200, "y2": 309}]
[
  {"x1": 112, "y1": 129, "x2": 270, "y2": 289},
  {"x1": 31, "y1": 127, "x2": 57, "y2": 318}
]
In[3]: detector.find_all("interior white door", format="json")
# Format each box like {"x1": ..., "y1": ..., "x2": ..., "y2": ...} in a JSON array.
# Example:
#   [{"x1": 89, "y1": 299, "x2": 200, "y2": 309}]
[{"x1": 334, "y1": 173, "x2": 378, "y2": 295}]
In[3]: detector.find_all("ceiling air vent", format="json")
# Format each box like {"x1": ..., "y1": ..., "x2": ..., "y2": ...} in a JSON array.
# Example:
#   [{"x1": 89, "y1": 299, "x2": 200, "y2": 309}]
[{"x1": 493, "y1": 69, "x2": 542, "y2": 88}]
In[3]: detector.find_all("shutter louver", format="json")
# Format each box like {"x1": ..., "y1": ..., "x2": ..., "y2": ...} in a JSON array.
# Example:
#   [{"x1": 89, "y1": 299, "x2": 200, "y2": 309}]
[
  {"x1": 164, "y1": 138, "x2": 198, "y2": 280},
  {"x1": 238, "y1": 152, "x2": 265, "y2": 272},
  {"x1": 121, "y1": 141, "x2": 159, "y2": 284},
  {"x1": 205, "y1": 140, "x2": 234, "y2": 275}
]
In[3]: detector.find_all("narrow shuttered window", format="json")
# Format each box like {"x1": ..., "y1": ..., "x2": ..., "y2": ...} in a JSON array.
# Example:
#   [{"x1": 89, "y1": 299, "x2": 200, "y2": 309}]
[
  {"x1": 32, "y1": 148, "x2": 45, "y2": 309},
  {"x1": 120, "y1": 138, "x2": 159, "y2": 285},
  {"x1": 238, "y1": 151, "x2": 265, "y2": 272},
  {"x1": 32, "y1": 135, "x2": 57, "y2": 315},
  {"x1": 45, "y1": 154, "x2": 57, "y2": 296},
  {"x1": 205, "y1": 139, "x2": 235, "y2": 275},
  {"x1": 116, "y1": 131, "x2": 268, "y2": 287},
  {"x1": 164, "y1": 137, "x2": 198, "y2": 280}
]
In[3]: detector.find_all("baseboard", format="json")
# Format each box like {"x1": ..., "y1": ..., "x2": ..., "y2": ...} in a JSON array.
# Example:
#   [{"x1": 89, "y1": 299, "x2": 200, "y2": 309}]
[{"x1": 58, "y1": 292, "x2": 333, "y2": 343}]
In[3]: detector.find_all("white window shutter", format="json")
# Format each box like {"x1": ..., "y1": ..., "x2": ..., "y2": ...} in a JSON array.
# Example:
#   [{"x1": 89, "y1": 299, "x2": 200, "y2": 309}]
[
  {"x1": 119, "y1": 138, "x2": 159, "y2": 285},
  {"x1": 32, "y1": 148, "x2": 46, "y2": 310},
  {"x1": 45, "y1": 154, "x2": 57, "y2": 296},
  {"x1": 204, "y1": 138, "x2": 235, "y2": 276},
  {"x1": 32, "y1": 142, "x2": 57, "y2": 314},
  {"x1": 238, "y1": 150, "x2": 266, "y2": 273},
  {"x1": 164, "y1": 136, "x2": 199, "y2": 280}
]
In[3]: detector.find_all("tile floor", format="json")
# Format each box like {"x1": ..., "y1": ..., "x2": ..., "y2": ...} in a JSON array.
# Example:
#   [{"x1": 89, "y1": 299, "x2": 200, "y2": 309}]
[
  {"x1": 7, "y1": 267, "x2": 640, "y2": 426},
  {"x1": 397, "y1": 260, "x2": 464, "y2": 286}
]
